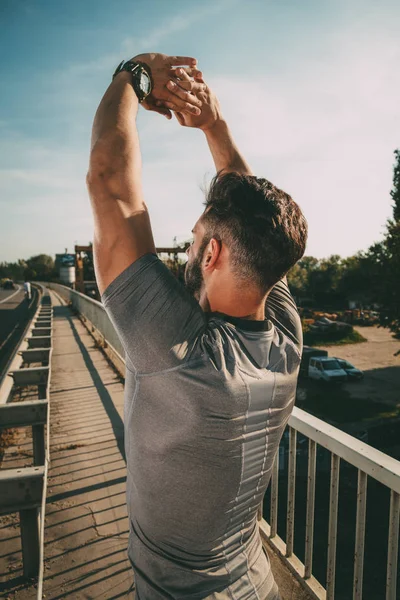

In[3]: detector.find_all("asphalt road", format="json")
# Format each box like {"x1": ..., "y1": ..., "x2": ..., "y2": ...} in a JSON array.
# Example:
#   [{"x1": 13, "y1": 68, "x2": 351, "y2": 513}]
[
  {"x1": 0, "y1": 285, "x2": 31, "y2": 373},
  {"x1": 0, "y1": 284, "x2": 22, "y2": 305}
]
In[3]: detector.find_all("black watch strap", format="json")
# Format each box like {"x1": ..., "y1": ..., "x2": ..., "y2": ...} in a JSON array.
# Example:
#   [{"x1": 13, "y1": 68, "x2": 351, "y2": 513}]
[
  {"x1": 112, "y1": 59, "x2": 153, "y2": 103},
  {"x1": 112, "y1": 60, "x2": 140, "y2": 80}
]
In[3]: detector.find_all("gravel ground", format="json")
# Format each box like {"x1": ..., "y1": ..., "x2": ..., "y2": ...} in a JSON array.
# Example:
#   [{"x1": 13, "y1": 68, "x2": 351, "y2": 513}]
[{"x1": 318, "y1": 325, "x2": 400, "y2": 407}]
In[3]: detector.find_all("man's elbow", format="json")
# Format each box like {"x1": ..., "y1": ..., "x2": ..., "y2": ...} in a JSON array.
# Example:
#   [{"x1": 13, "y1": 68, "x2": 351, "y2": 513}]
[
  {"x1": 88, "y1": 143, "x2": 110, "y2": 176},
  {"x1": 86, "y1": 166, "x2": 105, "y2": 192}
]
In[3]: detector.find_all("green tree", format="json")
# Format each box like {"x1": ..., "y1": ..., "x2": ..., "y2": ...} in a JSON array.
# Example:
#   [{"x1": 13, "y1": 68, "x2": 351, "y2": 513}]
[
  {"x1": 391, "y1": 149, "x2": 400, "y2": 221},
  {"x1": 287, "y1": 256, "x2": 318, "y2": 301},
  {"x1": 337, "y1": 251, "x2": 381, "y2": 306},
  {"x1": 368, "y1": 149, "x2": 400, "y2": 333},
  {"x1": 25, "y1": 254, "x2": 56, "y2": 281},
  {"x1": 379, "y1": 223, "x2": 400, "y2": 332},
  {"x1": 0, "y1": 260, "x2": 26, "y2": 281},
  {"x1": 308, "y1": 255, "x2": 344, "y2": 308}
]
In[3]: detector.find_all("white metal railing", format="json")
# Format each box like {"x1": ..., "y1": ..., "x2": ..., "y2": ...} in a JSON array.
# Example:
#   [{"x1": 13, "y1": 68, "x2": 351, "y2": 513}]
[
  {"x1": 47, "y1": 283, "x2": 125, "y2": 362},
  {"x1": 45, "y1": 283, "x2": 400, "y2": 600},
  {"x1": 262, "y1": 409, "x2": 400, "y2": 600}
]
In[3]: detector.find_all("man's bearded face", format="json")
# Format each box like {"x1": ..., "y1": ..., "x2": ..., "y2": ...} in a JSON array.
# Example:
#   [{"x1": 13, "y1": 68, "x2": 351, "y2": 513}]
[
  {"x1": 184, "y1": 235, "x2": 209, "y2": 299},
  {"x1": 184, "y1": 247, "x2": 204, "y2": 299}
]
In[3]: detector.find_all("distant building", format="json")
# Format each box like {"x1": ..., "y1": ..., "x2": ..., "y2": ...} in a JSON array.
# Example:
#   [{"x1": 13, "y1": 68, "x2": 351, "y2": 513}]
[{"x1": 55, "y1": 252, "x2": 75, "y2": 286}]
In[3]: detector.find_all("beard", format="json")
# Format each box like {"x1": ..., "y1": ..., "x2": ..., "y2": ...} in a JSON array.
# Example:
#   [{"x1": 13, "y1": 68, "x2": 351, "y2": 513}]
[
  {"x1": 184, "y1": 252, "x2": 204, "y2": 299},
  {"x1": 184, "y1": 238, "x2": 209, "y2": 300}
]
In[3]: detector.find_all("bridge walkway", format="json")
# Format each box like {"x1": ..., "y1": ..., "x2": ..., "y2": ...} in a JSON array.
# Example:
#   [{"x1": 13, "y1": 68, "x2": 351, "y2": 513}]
[
  {"x1": 0, "y1": 291, "x2": 134, "y2": 599},
  {"x1": 41, "y1": 291, "x2": 133, "y2": 599}
]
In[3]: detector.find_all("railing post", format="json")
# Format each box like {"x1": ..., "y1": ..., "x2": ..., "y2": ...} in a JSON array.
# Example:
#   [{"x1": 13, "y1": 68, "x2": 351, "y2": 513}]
[
  {"x1": 20, "y1": 508, "x2": 40, "y2": 578},
  {"x1": 326, "y1": 453, "x2": 340, "y2": 600},
  {"x1": 32, "y1": 424, "x2": 45, "y2": 466},
  {"x1": 353, "y1": 470, "x2": 367, "y2": 600},
  {"x1": 286, "y1": 427, "x2": 297, "y2": 556},
  {"x1": 270, "y1": 450, "x2": 279, "y2": 538},
  {"x1": 386, "y1": 490, "x2": 400, "y2": 600},
  {"x1": 305, "y1": 439, "x2": 317, "y2": 579}
]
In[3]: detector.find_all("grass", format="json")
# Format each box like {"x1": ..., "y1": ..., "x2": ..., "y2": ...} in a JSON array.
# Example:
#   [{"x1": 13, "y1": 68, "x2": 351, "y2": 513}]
[{"x1": 303, "y1": 329, "x2": 367, "y2": 347}]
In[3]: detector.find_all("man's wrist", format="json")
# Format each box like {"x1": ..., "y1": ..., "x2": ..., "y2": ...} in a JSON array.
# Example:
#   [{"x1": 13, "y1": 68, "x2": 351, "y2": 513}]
[
  {"x1": 110, "y1": 71, "x2": 139, "y2": 115},
  {"x1": 202, "y1": 118, "x2": 228, "y2": 135},
  {"x1": 112, "y1": 70, "x2": 134, "y2": 85}
]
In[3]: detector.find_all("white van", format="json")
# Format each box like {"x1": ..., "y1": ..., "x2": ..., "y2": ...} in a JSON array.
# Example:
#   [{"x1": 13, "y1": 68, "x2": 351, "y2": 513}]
[{"x1": 308, "y1": 357, "x2": 348, "y2": 383}]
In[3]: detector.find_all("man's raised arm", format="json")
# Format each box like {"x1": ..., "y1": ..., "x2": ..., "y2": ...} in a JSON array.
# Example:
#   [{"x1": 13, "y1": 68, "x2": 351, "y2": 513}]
[
  {"x1": 203, "y1": 119, "x2": 253, "y2": 176},
  {"x1": 160, "y1": 69, "x2": 253, "y2": 176},
  {"x1": 164, "y1": 69, "x2": 303, "y2": 335},
  {"x1": 87, "y1": 54, "x2": 203, "y2": 294}
]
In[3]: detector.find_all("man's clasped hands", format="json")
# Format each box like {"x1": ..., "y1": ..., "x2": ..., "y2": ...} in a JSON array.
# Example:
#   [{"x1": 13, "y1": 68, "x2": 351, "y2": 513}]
[{"x1": 130, "y1": 52, "x2": 221, "y2": 131}]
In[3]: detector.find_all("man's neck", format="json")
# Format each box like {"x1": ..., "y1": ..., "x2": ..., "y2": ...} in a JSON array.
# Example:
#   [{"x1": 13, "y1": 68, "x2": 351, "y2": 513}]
[{"x1": 199, "y1": 292, "x2": 266, "y2": 321}]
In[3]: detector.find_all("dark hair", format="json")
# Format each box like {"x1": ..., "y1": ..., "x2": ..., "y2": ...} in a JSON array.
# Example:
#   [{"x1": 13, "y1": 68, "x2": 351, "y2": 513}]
[{"x1": 201, "y1": 171, "x2": 308, "y2": 292}]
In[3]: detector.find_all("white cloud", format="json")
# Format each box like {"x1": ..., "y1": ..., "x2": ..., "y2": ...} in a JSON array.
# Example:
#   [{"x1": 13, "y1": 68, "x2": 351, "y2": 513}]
[
  {"x1": 134, "y1": 16, "x2": 400, "y2": 258},
  {"x1": 61, "y1": 0, "x2": 239, "y2": 81},
  {"x1": 2, "y1": 1, "x2": 399, "y2": 262},
  {"x1": 123, "y1": 0, "x2": 239, "y2": 52},
  {"x1": 0, "y1": 168, "x2": 77, "y2": 190},
  {"x1": 204, "y1": 21, "x2": 400, "y2": 257}
]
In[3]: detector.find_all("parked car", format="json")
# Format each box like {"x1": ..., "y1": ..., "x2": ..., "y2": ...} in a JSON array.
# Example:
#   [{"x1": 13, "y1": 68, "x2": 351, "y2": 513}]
[
  {"x1": 333, "y1": 358, "x2": 364, "y2": 380},
  {"x1": 2, "y1": 279, "x2": 16, "y2": 290},
  {"x1": 300, "y1": 346, "x2": 328, "y2": 376},
  {"x1": 310, "y1": 317, "x2": 352, "y2": 334},
  {"x1": 308, "y1": 357, "x2": 348, "y2": 383}
]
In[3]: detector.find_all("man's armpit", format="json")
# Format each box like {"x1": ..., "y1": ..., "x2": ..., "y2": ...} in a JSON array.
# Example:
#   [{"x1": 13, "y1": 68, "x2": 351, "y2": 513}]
[{"x1": 93, "y1": 208, "x2": 156, "y2": 295}]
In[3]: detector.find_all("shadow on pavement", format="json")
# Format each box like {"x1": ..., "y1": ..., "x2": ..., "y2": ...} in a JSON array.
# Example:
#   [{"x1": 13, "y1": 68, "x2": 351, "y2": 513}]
[{"x1": 53, "y1": 305, "x2": 126, "y2": 463}]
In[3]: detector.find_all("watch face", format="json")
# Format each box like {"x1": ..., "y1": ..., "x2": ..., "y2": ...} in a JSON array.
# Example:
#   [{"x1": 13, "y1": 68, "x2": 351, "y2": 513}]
[{"x1": 139, "y1": 71, "x2": 151, "y2": 95}]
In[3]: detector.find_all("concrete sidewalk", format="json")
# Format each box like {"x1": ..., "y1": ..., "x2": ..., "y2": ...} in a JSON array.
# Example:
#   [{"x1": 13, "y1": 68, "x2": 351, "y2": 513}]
[
  {"x1": 0, "y1": 292, "x2": 134, "y2": 599},
  {"x1": 41, "y1": 292, "x2": 133, "y2": 599}
]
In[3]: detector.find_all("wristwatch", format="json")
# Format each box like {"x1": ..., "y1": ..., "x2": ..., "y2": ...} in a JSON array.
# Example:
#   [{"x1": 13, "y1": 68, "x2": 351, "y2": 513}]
[{"x1": 112, "y1": 60, "x2": 153, "y2": 103}]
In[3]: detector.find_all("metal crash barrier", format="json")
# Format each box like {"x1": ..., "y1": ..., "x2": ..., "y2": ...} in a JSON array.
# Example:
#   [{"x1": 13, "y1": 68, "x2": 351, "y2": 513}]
[{"x1": 0, "y1": 290, "x2": 52, "y2": 583}]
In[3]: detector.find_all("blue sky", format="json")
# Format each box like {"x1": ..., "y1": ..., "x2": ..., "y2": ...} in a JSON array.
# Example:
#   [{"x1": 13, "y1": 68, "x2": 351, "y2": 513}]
[{"x1": 1, "y1": 0, "x2": 399, "y2": 262}]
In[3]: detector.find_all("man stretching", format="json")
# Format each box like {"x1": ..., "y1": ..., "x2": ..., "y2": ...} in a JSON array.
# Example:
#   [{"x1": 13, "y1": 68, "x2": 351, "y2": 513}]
[{"x1": 87, "y1": 53, "x2": 307, "y2": 600}]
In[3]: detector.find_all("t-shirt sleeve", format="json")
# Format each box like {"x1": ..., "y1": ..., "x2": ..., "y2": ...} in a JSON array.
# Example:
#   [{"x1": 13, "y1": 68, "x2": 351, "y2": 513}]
[
  {"x1": 265, "y1": 278, "x2": 302, "y2": 353},
  {"x1": 101, "y1": 253, "x2": 206, "y2": 374}
]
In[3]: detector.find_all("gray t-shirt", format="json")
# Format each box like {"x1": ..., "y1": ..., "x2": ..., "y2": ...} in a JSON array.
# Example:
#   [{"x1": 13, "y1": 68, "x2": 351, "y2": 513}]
[{"x1": 102, "y1": 253, "x2": 302, "y2": 599}]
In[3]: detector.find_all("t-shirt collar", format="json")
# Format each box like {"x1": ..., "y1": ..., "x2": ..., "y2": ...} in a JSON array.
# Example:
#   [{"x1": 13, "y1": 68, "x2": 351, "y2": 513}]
[{"x1": 210, "y1": 312, "x2": 271, "y2": 332}]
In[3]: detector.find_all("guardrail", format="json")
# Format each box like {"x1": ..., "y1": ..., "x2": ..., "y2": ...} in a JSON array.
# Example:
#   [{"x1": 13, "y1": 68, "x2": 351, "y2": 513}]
[
  {"x1": 0, "y1": 288, "x2": 52, "y2": 592},
  {"x1": 45, "y1": 283, "x2": 400, "y2": 600},
  {"x1": 47, "y1": 283, "x2": 125, "y2": 374}
]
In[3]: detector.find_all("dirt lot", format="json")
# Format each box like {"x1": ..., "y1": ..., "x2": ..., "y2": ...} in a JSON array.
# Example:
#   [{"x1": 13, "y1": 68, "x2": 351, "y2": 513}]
[
  {"x1": 293, "y1": 326, "x2": 400, "y2": 596},
  {"x1": 296, "y1": 325, "x2": 400, "y2": 458},
  {"x1": 318, "y1": 325, "x2": 400, "y2": 407}
]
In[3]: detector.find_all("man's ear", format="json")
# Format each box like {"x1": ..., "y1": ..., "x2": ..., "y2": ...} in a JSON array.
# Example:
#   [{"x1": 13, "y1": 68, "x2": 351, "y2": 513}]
[{"x1": 204, "y1": 237, "x2": 221, "y2": 271}]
